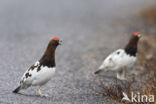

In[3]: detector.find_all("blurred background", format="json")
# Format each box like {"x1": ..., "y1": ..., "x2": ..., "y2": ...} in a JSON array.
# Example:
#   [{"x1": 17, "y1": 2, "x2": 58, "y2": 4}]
[{"x1": 0, "y1": 0, "x2": 155, "y2": 104}]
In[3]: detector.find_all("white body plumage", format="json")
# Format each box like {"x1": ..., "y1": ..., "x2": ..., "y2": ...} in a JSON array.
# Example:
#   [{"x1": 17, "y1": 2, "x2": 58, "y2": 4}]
[
  {"x1": 98, "y1": 49, "x2": 136, "y2": 71},
  {"x1": 20, "y1": 61, "x2": 56, "y2": 89}
]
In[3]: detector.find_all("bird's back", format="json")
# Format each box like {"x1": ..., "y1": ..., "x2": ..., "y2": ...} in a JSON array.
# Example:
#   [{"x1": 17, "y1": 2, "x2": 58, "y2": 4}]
[{"x1": 99, "y1": 49, "x2": 136, "y2": 71}]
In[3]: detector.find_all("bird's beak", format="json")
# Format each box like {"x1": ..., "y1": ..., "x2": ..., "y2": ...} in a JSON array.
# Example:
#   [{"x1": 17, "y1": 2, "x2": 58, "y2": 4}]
[{"x1": 59, "y1": 40, "x2": 62, "y2": 45}]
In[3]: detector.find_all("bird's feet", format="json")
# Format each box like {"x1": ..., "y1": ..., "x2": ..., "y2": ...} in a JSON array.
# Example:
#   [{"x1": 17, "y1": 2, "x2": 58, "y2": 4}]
[
  {"x1": 117, "y1": 72, "x2": 127, "y2": 80},
  {"x1": 37, "y1": 87, "x2": 48, "y2": 97},
  {"x1": 117, "y1": 75, "x2": 127, "y2": 80},
  {"x1": 38, "y1": 93, "x2": 48, "y2": 97}
]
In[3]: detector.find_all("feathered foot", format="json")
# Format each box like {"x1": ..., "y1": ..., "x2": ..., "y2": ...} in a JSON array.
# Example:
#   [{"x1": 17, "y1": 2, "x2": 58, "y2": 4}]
[
  {"x1": 37, "y1": 86, "x2": 48, "y2": 97},
  {"x1": 117, "y1": 69, "x2": 127, "y2": 80}
]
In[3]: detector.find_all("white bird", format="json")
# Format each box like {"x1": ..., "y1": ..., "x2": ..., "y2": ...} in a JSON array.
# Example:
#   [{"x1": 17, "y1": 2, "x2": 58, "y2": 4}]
[
  {"x1": 94, "y1": 32, "x2": 141, "y2": 80},
  {"x1": 13, "y1": 37, "x2": 61, "y2": 96}
]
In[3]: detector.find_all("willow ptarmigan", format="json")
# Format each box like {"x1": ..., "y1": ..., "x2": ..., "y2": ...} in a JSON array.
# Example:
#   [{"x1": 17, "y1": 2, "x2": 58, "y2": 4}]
[
  {"x1": 13, "y1": 37, "x2": 61, "y2": 97},
  {"x1": 95, "y1": 32, "x2": 141, "y2": 80}
]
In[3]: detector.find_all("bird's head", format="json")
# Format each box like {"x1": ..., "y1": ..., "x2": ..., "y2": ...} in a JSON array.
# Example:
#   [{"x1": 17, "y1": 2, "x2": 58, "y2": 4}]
[
  {"x1": 132, "y1": 32, "x2": 142, "y2": 39},
  {"x1": 51, "y1": 37, "x2": 62, "y2": 46},
  {"x1": 124, "y1": 32, "x2": 142, "y2": 56},
  {"x1": 40, "y1": 36, "x2": 62, "y2": 63}
]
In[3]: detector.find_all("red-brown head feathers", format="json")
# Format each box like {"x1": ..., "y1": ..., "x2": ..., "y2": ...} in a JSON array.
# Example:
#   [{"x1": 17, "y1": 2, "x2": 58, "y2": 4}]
[
  {"x1": 133, "y1": 32, "x2": 140, "y2": 36},
  {"x1": 133, "y1": 32, "x2": 141, "y2": 37},
  {"x1": 52, "y1": 37, "x2": 59, "y2": 41},
  {"x1": 125, "y1": 32, "x2": 141, "y2": 56}
]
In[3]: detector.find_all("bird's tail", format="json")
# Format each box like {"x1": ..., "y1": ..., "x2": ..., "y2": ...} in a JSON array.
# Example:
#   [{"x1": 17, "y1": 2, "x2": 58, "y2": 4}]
[
  {"x1": 94, "y1": 69, "x2": 103, "y2": 74},
  {"x1": 13, "y1": 86, "x2": 21, "y2": 93}
]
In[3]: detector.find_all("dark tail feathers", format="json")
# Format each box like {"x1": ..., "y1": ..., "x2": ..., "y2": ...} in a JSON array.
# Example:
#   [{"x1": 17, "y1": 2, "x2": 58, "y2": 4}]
[
  {"x1": 94, "y1": 69, "x2": 102, "y2": 74},
  {"x1": 13, "y1": 86, "x2": 21, "y2": 93}
]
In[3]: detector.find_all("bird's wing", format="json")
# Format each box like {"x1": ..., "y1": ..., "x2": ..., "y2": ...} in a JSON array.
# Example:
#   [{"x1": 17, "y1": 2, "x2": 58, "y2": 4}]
[
  {"x1": 99, "y1": 49, "x2": 124, "y2": 70},
  {"x1": 20, "y1": 61, "x2": 40, "y2": 85}
]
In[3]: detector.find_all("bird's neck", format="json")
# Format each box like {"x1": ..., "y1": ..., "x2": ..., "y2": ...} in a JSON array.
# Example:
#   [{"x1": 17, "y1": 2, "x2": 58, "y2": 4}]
[
  {"x1": 40, "y1": 46, "x2": 56, "y2": 67},
  {"x1": 124, "y1": 37, "x2": 139, "y2": 56}
]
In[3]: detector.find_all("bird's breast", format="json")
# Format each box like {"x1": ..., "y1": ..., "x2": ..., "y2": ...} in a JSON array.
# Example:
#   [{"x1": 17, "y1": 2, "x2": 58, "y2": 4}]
[{"x1": 32, "y1": 66, "x2": 56, "y2": 86}]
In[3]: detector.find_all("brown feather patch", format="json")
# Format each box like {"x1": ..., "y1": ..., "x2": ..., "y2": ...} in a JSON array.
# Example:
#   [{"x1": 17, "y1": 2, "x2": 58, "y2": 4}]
[{"x1": 25, "y1": 72, "x2": 32, "y2": 78}]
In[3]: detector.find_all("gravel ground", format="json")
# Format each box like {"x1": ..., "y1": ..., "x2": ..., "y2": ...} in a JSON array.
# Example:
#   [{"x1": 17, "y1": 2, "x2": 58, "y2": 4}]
[{"x1": 0, "y1": 0, "x2": 155, "y2": 104}]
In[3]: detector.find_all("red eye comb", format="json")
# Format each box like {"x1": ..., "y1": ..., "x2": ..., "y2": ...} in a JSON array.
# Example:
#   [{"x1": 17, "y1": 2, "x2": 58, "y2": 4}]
[
  {"x1": 133, "y1": 32, "x2": 140, "y2": 36},
  {"x1": 52, "y1": 37, "x2": 59, "y2": 41}
]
